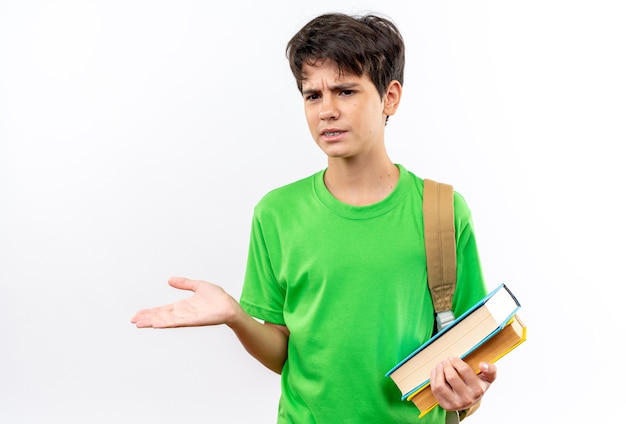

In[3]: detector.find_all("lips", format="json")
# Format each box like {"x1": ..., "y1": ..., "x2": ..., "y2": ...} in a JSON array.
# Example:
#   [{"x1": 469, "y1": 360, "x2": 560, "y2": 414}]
[{"x1": 320, "y1": 129, "x2": 346, "y2": 142}]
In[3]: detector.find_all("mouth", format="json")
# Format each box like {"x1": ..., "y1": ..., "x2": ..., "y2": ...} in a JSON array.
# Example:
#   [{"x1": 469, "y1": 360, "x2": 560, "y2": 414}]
[
  {"x1": 322, "y1": 130, "x2": 343, "y2": 137},
  {"x1": 320, "y1": 128, "x2": 347, "y2": 142}
]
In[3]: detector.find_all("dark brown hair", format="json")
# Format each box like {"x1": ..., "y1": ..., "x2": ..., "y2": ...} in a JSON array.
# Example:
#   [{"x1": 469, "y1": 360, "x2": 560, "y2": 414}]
[{"x1": 286, "y1": 13, "x2": 405, "y2": 98}]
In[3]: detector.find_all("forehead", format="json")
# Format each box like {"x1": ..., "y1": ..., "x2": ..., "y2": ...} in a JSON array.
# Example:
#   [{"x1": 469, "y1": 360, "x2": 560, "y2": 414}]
[{"x1": 301, "y1": 60, "x2": 363, "y2": 88}]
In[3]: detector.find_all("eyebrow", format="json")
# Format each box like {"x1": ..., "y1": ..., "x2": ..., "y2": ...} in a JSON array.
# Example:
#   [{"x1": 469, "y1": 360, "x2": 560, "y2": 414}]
[{"x1": 302, "y1": 82, "x2": 361, "y2": 96}]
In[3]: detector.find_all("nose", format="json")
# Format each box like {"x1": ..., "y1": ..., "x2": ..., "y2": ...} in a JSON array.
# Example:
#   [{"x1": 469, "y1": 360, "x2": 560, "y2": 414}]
[{"x1": 319, "y1": 97, "x2": 339, "y2": 121}]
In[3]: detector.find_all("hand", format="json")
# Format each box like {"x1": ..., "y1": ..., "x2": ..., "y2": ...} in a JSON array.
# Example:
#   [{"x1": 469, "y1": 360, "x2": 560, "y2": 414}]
[
  {"x1": 429, "y1": 357, "x2": 497, "y2": 413},
  {"x1": 131, "y1": 277, "x2": 239, "y2": 328}
]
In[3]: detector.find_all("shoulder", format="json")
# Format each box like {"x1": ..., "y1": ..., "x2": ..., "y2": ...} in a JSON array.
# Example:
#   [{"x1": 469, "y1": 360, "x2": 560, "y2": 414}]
[
  {"x1": 400, "y1": 166, "x2": 473, "y2": 222},
  {"x1": 253, "y1": 171, "x2": 322, "y2": 216},
  {"x1": 453, "y1": 190, "x2": 473, "y2": 221}
]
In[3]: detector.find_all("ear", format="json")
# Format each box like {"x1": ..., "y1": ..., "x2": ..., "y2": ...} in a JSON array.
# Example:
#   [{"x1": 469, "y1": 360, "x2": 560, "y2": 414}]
[{"x1": 383, "y1": 80, "x2": 402, "y2": 117}]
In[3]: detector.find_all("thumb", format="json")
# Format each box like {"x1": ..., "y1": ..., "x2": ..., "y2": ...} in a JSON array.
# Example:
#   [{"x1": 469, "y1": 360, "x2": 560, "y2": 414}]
[{"x1": 168, "y1": 276, "x2": 198, "y2": 292}]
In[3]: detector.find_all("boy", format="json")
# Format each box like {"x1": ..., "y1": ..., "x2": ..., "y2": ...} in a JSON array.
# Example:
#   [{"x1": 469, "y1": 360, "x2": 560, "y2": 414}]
[{"x1": 132, "y1": 12, "x2": 497, "y2": 423}]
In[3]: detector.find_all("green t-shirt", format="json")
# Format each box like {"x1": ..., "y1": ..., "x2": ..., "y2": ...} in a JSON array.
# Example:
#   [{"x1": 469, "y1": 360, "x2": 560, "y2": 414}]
[{"x1": 240, "y1": 164, "x2": 487, "y2": 423}]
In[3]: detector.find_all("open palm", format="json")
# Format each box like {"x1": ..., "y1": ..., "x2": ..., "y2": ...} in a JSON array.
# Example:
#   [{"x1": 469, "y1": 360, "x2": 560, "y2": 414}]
[{"x1": 131, "y1": 277, "x2": 237, "y2": 328}]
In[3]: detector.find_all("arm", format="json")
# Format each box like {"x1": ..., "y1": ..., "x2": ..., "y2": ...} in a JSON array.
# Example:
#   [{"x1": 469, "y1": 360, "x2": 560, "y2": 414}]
[
  {"x1": 429, "y1": 357, "x2": 497, "y2": 418},
  {"x1": 131, "y1": 276, "x2": 288, "y2": 374},
  {"x1": 228, "y1": 311, "x2": 289, "y2": 374}
]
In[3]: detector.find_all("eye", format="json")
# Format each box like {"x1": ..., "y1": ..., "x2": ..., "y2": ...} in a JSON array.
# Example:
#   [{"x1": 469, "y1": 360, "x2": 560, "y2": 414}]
[
  {"x1": 340, "y1": 89, "x2": 355, "y2": 96},
  {"x1": 305, "y1": 93, "x2": 321, "y2": 101}
]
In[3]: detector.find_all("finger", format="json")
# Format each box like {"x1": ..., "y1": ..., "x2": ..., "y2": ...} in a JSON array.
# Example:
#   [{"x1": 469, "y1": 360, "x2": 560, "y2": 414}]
[
  {"x1": 443, "y1": 358, "x2": 487, "y2": 408},
  {"x1": 440, "y1": 358, "x2": 465, "y2": 389},
  {"x1": 168, "y1": 276, "x2": 198, "y2": 292},
  {"x1": 430, "y1": 362, "x2": 442, "y2": 388},
  {"x1": 131, "y1": 304, "x2": 175, "y2": 326},
  {"x1": 131, "y1": 310, "x2": 148, "y2": 324},
  {"x1": 131, "y1": 311, "x2": 155, "y2": 328},
  {"x1": 478, "y1": 361, "x2": 497, "y2": 383},
  {"x1": 447, "y1": 357, "x2": 476, "y2": 382},
  {"x1": 132, "y1": 317, "x2": 155, "y2": 328},
  {"x1": 134, "y1": 310, "x2": 181, "y2": 328},
  {"x1": 431, "y1": 362, "x2": 453, "y2": 394},
  {"x1": 430, "y1": 361, "x2": 457, "y2": 410}
]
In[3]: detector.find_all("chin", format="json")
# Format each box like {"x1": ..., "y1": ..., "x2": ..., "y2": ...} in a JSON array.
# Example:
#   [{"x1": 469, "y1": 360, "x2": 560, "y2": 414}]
[{"x1": 318, "y1": 144, "x2": 352, "y2": 158}]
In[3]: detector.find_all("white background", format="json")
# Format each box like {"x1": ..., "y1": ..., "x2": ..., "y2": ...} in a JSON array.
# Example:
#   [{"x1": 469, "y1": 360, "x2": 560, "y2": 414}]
[{"x1": 1, "y1": 1, "x2": 624, "y2": 422}]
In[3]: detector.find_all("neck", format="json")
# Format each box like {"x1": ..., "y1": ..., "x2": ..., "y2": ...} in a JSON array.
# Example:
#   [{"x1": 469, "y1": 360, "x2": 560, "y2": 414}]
[{"x1": 324, "y1": 156, "x2": 399, "y2": 206}]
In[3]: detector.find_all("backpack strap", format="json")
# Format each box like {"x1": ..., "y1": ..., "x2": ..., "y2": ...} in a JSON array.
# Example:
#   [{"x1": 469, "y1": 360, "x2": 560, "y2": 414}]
[
  {"x1": 423, "y1": 179, "x2": 477, "y2": 422},
  {"x1": 423, "y1": 179, "x2": 457, "y2": 332}
]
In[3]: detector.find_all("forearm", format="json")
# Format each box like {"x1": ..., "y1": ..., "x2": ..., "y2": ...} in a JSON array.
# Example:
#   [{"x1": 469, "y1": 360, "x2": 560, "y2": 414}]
[{"x1": 227, "y1": 306, "x2": 288, "y2": 374}]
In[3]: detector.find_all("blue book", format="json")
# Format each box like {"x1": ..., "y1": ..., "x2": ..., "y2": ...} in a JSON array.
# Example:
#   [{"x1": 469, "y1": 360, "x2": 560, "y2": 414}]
[{"x1": 385, "y1": 283, "x2": 521, "y2": 399}]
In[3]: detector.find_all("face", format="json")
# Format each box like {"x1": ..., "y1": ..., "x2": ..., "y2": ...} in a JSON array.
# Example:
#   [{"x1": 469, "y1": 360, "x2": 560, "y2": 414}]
[{"x1": 300, "y1": 60, "x2": 401, "y2": 162}]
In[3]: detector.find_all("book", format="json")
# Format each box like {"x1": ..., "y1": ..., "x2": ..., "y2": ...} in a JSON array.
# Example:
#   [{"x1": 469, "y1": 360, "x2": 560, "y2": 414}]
[
  {"x1": 409, "y1": 313, "x2": 527, "y2": 417},
  {"x1": 385, "y1": 283, "x2": 521, "y2": 400}
]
